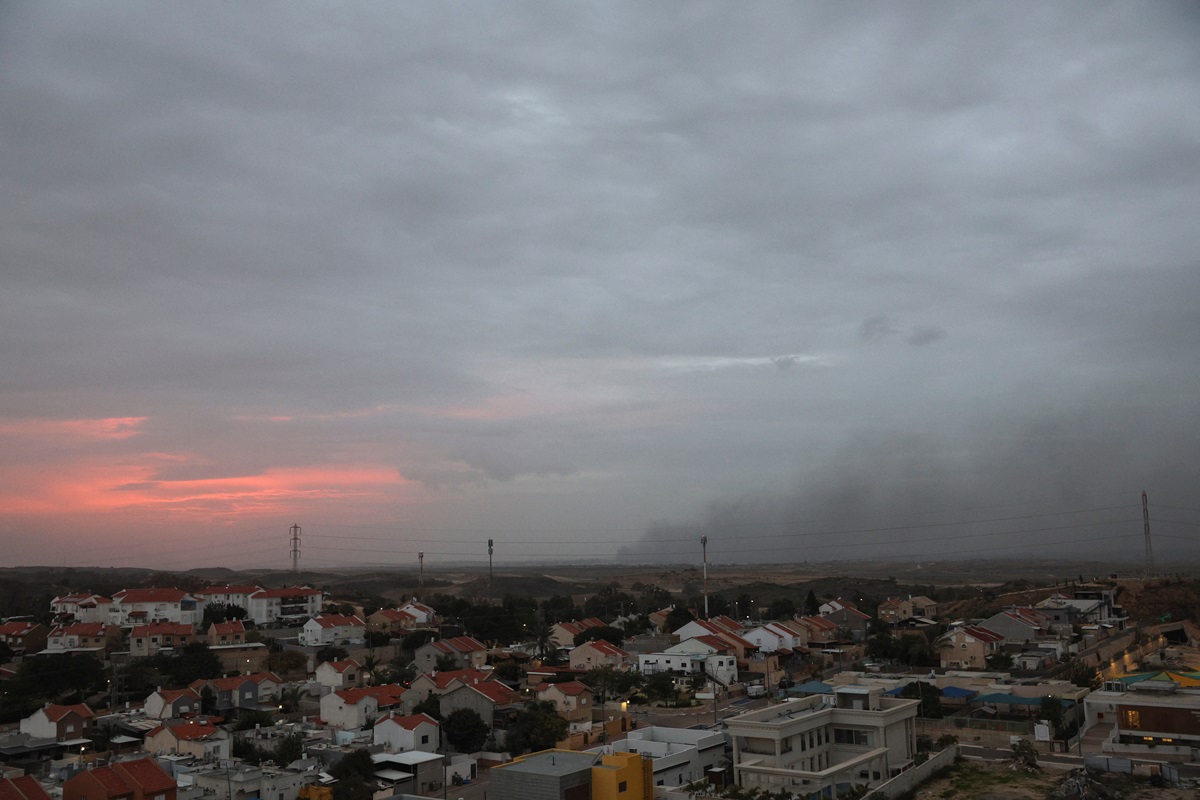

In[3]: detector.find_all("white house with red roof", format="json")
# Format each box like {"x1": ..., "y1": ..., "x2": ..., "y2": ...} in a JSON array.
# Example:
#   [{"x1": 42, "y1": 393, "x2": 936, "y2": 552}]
[
  {"x1": 247, "y1": 587, "x2": 323, "y2": 625},
  {"x1": 793, "y1": 615, "x2": 839, "y2": 645},
  {"x1": 743, "y1": 620, "x2": 809, "y2": 655},
  {"x1": 414, "y1": 636, "x2": 488, "y2": 673},
  {"x1": 245, "y1": 671, "x2": 284, "y2": 702},
  {"x1": 49, "y1": 593, "x2": 112, "y2": 624},
  {"x1": 569, "y1": 639, "x2": 630, "y2": 672},
  {"x1": 638, "y1": 636, "x2": 738, "y2": 688},
  {"x1": 533, "y1": 680, "x2": 593, "y2": 724},
  {"x1": 144, "y1": 687, "x2": 202, "y2": 719},
  {"x1": 300, "y1": 614, "x2": 366, "y2": 647},
  {"x1": 190, "y1": 675, "x2": 259, "y2": 712},
  {"x1": 129, "y1": 622, "x2": 197, "y2": 658},
  {"x1": 195, "y1": 585, "x2": 261, "y2": 610},
  {"x1": 549, "y1": 618, "x2": 607, "y2": 649},
  {"x1": 20, "y1": 703, "x2": 94, "y2": 741},
  {"x1": 107, "y1": 588, "x2": 205, "y2": 626},
  {"x1": 397, "y1": 600, "x2": 438, "y2": 626},
  {"x1": 405, "y1": 668, "x2": 497, "y2": 706},
  {"x1": 316, "y1": 659, "x2": 363, "y2": 690},
  {"x1": 673, "y1": 619, "x2": 758, "y2": 661},
  {"x1": 373, "y1": 711, "x2": 440, "y2": 753},
  {"x1": 320, "y1": 685, "x2": 407, "y2": 730},
  {"x1": 144, "y1": 721, "x2": 230, "y2": 760}
]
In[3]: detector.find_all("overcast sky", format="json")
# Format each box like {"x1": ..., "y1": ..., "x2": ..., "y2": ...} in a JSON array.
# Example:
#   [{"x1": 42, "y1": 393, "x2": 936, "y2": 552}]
[{"x1": 2, "y1": 2, "x2": 1198, "y2": 571}]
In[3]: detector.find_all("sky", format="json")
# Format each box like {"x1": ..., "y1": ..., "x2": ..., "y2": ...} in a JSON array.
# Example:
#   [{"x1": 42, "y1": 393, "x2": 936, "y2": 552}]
[{"x1": 2, "y1": 2, "x2": 1199, "y2": 571}]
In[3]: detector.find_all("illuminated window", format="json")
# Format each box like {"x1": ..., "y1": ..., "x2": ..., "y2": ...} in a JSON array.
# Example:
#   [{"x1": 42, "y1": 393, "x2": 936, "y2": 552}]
[{"x1": 1124, "y1": 709, "x2": 1141, "y2": 730}]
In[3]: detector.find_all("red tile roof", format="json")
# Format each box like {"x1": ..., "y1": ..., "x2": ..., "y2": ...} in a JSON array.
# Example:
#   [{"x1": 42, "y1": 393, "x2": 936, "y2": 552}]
[
  {"x1": 113, "y1": 758, "x2": 177, "y2": 794},
  {"x1": 325, "y1": 659, "x2": 361, "y2": 673},
  {"x1": 113, "y1": 588, "x2": 192, "y2": 604},
  {"x1": 0, "y1": 622, "x2": 39, "y2": 637},
  {"x1": 51, "y1": 622, "x2": 109, "y2": 638},
  {"x1": 162, "y1": 722, "x2": 222, "y2": 741},
  {"x1": 374, "y1": 609, "x2": 417, "y2": 622},
  {"x1": 198, "y1": 585, "x2": 262, "y2": 596},
  {"x1": 420, "y1": 668, "x2": 494, "y2": 689},
  {"x1": 576, "y1": 639, "x2": 627, "y2": 657},
  {"x1": 251, "y1": 587, "x2": 322, "y2": 598},
  {"x1": 42, "y1": 703, "x2": 94, "y2": 721},
  {"x1": 0, "y1": 777, "x2": 52, "y2": 800},
  {"x1": 130, "y1": 623, "x2": 195, "y2": 638},
  {"x1": 375, "y1": 711, "x2": 439, "y2": 730},
  {"x1": 536, "y1": 680, "x2": 591, "y2": 697},
  {"x1": 311, "y1": 613, "x2": 364, "y2": 628},
  {"x1": 463, "y1": 681, "x2": 516, "y2": 705},
  {"x1": 208, "y1": 620, "x2": 246, "y2": 635}
]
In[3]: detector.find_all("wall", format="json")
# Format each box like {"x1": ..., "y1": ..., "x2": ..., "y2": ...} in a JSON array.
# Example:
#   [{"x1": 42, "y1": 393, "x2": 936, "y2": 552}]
[{"x1": 863, "y1": 746, "x2": 958, "y2": 800}]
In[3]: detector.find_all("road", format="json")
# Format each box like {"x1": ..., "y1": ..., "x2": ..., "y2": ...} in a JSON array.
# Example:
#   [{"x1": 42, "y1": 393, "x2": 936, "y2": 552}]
[
  {"x1": 959, "y1": 744, "x2": 1200, "y2": 780},
  {"x1": 633, "y1": 694, "x2": 770, "y2": 730}
]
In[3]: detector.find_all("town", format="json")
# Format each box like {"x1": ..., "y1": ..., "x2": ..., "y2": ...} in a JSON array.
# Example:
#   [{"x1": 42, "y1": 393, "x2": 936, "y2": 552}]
[{"x1": 0, "y1": 566, "x2": 1197, "y2": 800}]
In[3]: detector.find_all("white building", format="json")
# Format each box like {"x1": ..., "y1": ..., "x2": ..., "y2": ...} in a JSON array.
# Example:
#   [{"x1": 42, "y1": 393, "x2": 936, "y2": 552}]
[
  {"x1": 300, "y1": 614, "x2": 365, "y2": 647},
  {"x1": 594, "y1": 726, "x2": 726, "y2": 788},
  {"x1": 108, "y1": 588, "x2": 206, "y2": 626},
  {"x1": 245, "y1": 587, "x2": 323, "y2": 626},
  {"x1": 638, "y1": 636, "x2": 738, "y2": 688},
  {"x1": 725, "y1": 684, "x2": 919, "y2": 798},
  {"x1": 373, "y1": 711, "x2": 440, "y2": 753}
]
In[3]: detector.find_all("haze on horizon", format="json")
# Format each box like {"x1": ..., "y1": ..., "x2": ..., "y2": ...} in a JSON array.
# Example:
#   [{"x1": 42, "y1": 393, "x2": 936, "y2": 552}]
[{"x1": 2, "y1": 3, "x2": 1198, "y2": 572}]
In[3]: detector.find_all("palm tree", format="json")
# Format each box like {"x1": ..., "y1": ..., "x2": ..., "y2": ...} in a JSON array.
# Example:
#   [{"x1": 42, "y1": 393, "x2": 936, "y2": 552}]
[{"x1": 362, "y1": 654, "x2": 380, "y2": 685}]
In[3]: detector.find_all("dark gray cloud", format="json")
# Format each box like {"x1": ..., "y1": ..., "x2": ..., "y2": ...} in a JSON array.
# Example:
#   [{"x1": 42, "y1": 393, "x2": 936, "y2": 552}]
[{"x1": 1, "y1": 2, "x2": 1198, "y2": 568}]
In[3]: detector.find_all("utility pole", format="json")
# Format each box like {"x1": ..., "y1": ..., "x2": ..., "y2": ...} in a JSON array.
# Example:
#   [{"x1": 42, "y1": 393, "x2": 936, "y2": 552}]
[
  {"x1": 418, "y1": 551, "x2": 424, "y2": 593},
  {"x1": 289, "y1": 524, "x2": 301, "y2": 576},
  {"x1": 701, "y1": 536, "x2": 709, "y2": 619},
  {"x1": 1143, "y1": 490, "x2": 1155, "y2": 578},
  {"x1": 488, "y1": 539, "x2": 494, "y2": 600}
]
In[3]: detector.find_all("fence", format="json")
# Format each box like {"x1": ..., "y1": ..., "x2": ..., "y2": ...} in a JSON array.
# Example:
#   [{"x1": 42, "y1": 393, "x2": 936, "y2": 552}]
[{"x1": 866, "y1": 746, "x2": 959, "y2": 800}]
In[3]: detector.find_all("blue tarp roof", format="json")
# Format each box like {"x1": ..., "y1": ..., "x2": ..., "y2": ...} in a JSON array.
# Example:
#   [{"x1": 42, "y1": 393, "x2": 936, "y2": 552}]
[
  {"x1": 788, "y1": 680, "x2": 833, "y2": 695},
  {"x1": 974, "y1": 692, "x2": 1071, "y2": 707}
]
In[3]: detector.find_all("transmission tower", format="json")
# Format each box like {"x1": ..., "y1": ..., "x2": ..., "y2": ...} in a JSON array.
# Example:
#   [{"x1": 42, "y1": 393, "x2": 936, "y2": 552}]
[
  {"x1": 290, "y1": 523, "x2": 301, "y2": 576},
  {"x1": 1142, "y1": 491, "x2": 1155, "y2": 577}
]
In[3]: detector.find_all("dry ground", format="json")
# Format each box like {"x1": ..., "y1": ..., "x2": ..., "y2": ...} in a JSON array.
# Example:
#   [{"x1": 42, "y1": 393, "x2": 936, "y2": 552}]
[{"x1": 917, "y1": 760, "x2": 1195, "y2": 800}]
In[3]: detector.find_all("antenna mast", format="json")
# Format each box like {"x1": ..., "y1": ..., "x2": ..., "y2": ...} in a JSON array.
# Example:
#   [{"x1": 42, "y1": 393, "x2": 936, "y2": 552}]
[
  {"x1": 701, "y1": 536, "x2": 709, "y2": 619},
  {"x1": 1143, "y1": 490, "x2": 1155, "y2": 577}
]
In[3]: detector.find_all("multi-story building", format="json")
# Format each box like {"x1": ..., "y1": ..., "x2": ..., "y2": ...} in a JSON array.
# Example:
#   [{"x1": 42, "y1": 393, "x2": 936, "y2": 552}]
[
  {"x1": 44, "y1": 622, "x2": 120, "y2": 654},
  {"x1": 108, "y1": 588, "x2": 205, "y2": 626},
  {"x1": 299, "y1": 614, "x2": 365, "y2": 647},
  {"x1": 414, "y1": 636, "x2": 488, "y2": 673},
  {"x1": 726, "y1": 685, "x2": 918, "y2": 798},
  {"x1": 62, "y1": 758, "x2": 177, "y2": 800},
  {"x1": 129, "y1": 622, "x2": 196, "y2": 658},
  {"x1": 245, "y1": 587, "x2": 323, "y2": 626},
  {"x1": 19, "y1": 704, "x2": 94, "y2": 742},
  {"x1": 595, "y1": 726, "x2": 726, "y2": 789},
  {"x1": 0, "y1": 621, "x2": 49, "y2": 654},
  {"x1": 492, "y1": 749, "x2": 653, "y2": 800}
]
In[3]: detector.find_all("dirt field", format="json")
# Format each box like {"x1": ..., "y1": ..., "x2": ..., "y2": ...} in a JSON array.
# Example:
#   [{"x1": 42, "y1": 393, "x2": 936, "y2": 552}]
[{"x1": 918, "y1": 760, "x2": 1194, "y2": 800}]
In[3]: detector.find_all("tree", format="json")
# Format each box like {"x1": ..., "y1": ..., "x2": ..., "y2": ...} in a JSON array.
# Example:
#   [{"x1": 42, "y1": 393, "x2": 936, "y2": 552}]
[
  {"x1": 664, "y1": 606, "x2": 694, "y2": 633},
  {"x1": 573, "y1": 626, "x2": 624, "y2": 648},
  {"x1": 581, "y1": 665, "x2": 619, "y2": 702},
  {"x1": 443, "y1": 708, "x2": 489, "y2": 753},
  {"x1": 986, "y1": 651, "x2": 1014, "y2": 670},
  {"x1": 435, "y1": 653, "x2": 460, "y2": 672},
  {"x1": 1039, "y1": 696, "x2": 1067, "y2": 740},
  {"x1": 269, "y1": 649, "x2": 309, "y2": 679},
  {"x1": 330, "y1": 748, "x2": 377, "y2": 800},
  {"x1": 531, "y1": 622, "x2": 557, "y2": 663},
  {"x1": 645, "y1": 672, "x2": 678, "y2": 703},
  {"x1": 317, "y1": 645, "x2": 350, "y2": 663},
  {"x1": 1010, "y1": 738, "x2": 1039, "y2": 768},
  {"x1": 805, "y1": 590, "x2": 820, "y2": 616},
  {"x1": 767, "y1": 597, "x2": 797, "y2": 620},
  {"x1": 899, "y1": 681, "x2": 943, "y2": 719},
  {"x1": 507, "y1": 700, "x2": 569, "y2": 753},
  {"x1": 412, "y1": 694, "x2": 441, "y2": 720},
  {"x1": 158, "y1": 643, "x2": 222, "y2": 686}
]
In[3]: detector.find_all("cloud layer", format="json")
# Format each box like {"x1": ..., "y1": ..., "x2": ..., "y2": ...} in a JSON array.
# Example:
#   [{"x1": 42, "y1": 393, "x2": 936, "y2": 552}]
[{"x1": 1, "y1": 2, "x2": 1198, "y2": 568}]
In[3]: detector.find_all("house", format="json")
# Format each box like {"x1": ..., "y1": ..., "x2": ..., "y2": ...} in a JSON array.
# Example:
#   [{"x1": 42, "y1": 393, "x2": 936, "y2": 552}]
[
  {"x1": 594, "y1": 726, "x2": 725, "y2": 788},
  {"x1": 245, "y1": 587, "x2": 323, "y2": 626},
  {"x1": 190, "y1": 676, "x2": 259, "y2": 713},
  {"x1": 205, "y1": 620, "x2": 246, "y2": 646},
  {"x1": 672, "y1": 619, "x2": 757, "y2": 661},
  {"x1": 646, "y1": 607, "x2": 674, "y2": 634},
  {"x1": 0, "y1": 621, "x2": 49, "y2": 654},
  {"x1": 108, "y1": 588, "x2": 205, "y2": 626},
  {"x1": 818, "y1": 598, "x2": 857, "y2": 616},
  {"x1": 822, "y1": 605, "x2": 873, "y2": 642},
  {"x1": 439, "y1": 681, "x2": 520, "y2": 742},
  {"x1": 534, "y1": 681, "x2": 593, "y2": 724},
  {"x1": 245, "y1": 671, "x2": 284, "y2": 703},
  {"x1": 208, "y1": 641, "x2": 270, "y2": 675},
  {"x1": 129, "y1": 623, "x2": 197, "y2": 658},
  {"x1": 569, "y1": 639, "x2": 630, "y2": 672},
  {"x1": 367, "y1": 608, "x2": 418, "y2": 636},
  {"x1": 908, "y1": 596, "x2": 938, "y2": 619},
  {"x1": 794, "y1": 615, "x2": 839, "y2": 645},
  {"x1": 195, "y1": 585, "x2": 261, "y2": 611},
  {"x1": 319, "y1": 685, "x2": 407, "y2": 730},
  {"x1": 414, "y1": 636, "x2": 488, "y2": 673},
  {"x1": 492, "y1": 749, "x2": 653, "y2": 800},
  {"x1": 550, "y1": 618, "x2": 607, "y2": 649},
  {"x1": 743, "y1": 620, "x2": 809, "y2": 654},
  {"x1": 1084, "y1": 673, "x2": 1200, "y2": 751},
  {"x1": 315, "y1": 659, "x2": 362, "y2": 690},
  {"x1": 405, "y1": 668, "x2": 498, "y2": 706},
  {"x1": 49, "y1": 593, "x2": 112, "y2": 624},
  {"x1": 144, "y1": 687, "x2": 202, "y2": 720},
  {"x1": 937, "y1": 625, "x2": 1004, "y2": 669},
  {"x1": 397, "y1": 600, "x2": 438, "y2": 627},
  {"x1": 726, "y1": 684, "x2": 919, "y2": 797},
  {"x1": 299, "y1": 614, "x2": 365, "y2": 647},
  {"x1": 19, "y1": 703, "x2": 93, "y2": 742},
  {"x1": 44, "y1": 622, "x2": 120, "y2": 654},
  {"x1": 0, "y1": 776, "x2": 52, "y2": 800},
  {"x1": 980, "y1": 608, "x2": 1055, "y2": 647},
  {"x1": 637, "y1": 636, "x2": 738, "y2": 688},
  {"x1": 144, "y1": 721, "x2": 230, "y2": 760},
  {"x1": 373, "y1": 711, "x2": 440, "y2": 753},
  {"x1": 62, "y1": 759, "x2": 176, "y2": 800}
]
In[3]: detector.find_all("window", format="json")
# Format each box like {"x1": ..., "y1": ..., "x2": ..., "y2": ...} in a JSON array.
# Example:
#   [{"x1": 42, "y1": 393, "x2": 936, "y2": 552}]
[
  {"x1": 618, "y1": 782, "x2": 627, "y2": 793},
  {"x1": 833, "y1": 729, "x2": 868, "y2": 745}
]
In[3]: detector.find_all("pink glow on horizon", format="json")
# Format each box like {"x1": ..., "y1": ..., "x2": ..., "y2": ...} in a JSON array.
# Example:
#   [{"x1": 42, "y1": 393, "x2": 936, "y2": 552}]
[
  {"x1": 0, "y1": 416, "x2": 147, "y2": 440},
  {"x1": 0, "y1": 459, "x2": 414, "y2": 520}
]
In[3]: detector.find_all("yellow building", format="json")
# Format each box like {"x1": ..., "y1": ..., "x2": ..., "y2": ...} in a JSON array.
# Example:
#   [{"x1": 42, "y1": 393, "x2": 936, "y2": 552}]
[{"x1": 492, "y1": 749, "x2": 652, "y2": 800}]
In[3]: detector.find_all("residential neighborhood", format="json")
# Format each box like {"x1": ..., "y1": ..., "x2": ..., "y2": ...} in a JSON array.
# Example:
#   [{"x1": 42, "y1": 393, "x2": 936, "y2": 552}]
[{"x1": 0, "y1": 569, "x2": 1195, "y2": 800}]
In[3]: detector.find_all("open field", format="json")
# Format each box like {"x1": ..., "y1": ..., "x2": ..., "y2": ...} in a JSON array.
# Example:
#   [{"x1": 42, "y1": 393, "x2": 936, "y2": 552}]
[{"x1": 922, "y1": 760, "x2": 1194, "y2": 800}]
